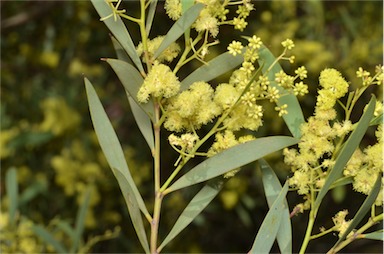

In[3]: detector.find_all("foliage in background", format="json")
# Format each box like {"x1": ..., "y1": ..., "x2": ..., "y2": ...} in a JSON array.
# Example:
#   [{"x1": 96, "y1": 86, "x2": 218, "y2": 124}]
[{"x1": 1, "y1": 1, "x2": 383, "y2": 253}]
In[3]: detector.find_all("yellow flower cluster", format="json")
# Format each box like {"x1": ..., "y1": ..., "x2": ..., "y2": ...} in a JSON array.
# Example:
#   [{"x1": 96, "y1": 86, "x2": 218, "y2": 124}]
[
  {"x1": 137, "y1": 62, "x2": 180, "y2": 103},
  {"x1": 136, "y1": 36, "x2": 181, "y2": 63},
  {"x1": 316, "y1": 68, "x2": 349, "y2": 112},
  {"x1": 38, "y1": 97, "x2": 81, "y2": 136},
  {"x1": 164, "y1": 0, "x2": 182, "y2": 20},
  {"x1": 0, "y1": 212, "x2": 41, "y2": 253},
  {"x1": 51, "y1": 138, "x2": 103, "y2": 228},
  {"x1": 0, "y1": 127, "x2": 19, "y2": 159},
  {"x1": 165, "y1": 0, "x2": 253, "y2": 37},
  {"x1": 284, "y1": 67, "x2": 383, "y2": 206},
  {"x1": 162, "y1": 37, "x2": 297, "y2": 133},
  {"x1": 274, "y1": 66, "x2": 309, "y2": 97},
  {"x1": 332, "y1": 210, "x2": 352, "y2": 238},
  {"x1": 168, "y1": 133, "x2": 199, "y2": 153},
  {"x1": 208, "y1": 130, "x2": 254, "y2": 157},
  {"x1": 344, "y1": 124, "x2": 383, "y2": 205},
  {"x1": 164, "y1": 81, "x2": 221, "y2": 132}
]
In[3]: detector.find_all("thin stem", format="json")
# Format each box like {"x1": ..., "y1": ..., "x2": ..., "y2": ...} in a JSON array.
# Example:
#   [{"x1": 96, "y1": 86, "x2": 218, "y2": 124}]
[
  {"x1": 139, "y1": 0, "x2": 151, "y2": 70},
  {"x1": 150, "y1": 101, "x2": 162, "y2": 254},
  {"x1": 299, "y1": 169, "x2": 318, "y2": 254},
  {"x1": 150, "y1": 192, "x2": 163, "y2": 254},
  {"x1": 154, "y1": 102, "x2": 161, "y2": 192},
  {"x1": 173, "y1": 33, "x2": 204, "y2": 74},
  {"x1": 266, "y1": 50, "x2": 286, "y2": 73},
  {"x1": 119, "y1": 13, "x2": 141, "y2": 23},
  {"x1": 310, "y1": 226, "x2": 336, "y2": 240},
  {"x1": 299, "y1": 208, "x2": 318, "y2": 254}
]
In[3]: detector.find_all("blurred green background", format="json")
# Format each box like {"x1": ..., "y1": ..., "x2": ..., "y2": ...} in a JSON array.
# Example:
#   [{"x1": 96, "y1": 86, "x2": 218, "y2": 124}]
[{"x1": 1, "y1": 1, "x2": 383, "y2": 253}]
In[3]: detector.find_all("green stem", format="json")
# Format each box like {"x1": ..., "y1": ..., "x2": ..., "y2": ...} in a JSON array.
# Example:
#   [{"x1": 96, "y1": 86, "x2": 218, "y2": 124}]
[
  {"x1": 173, "y1": 33, "x2": 204, "y2": 74},
  {"x1": 154, "y1": 102, "x2": 161, "y2": 192},
  {"x1": 119, "y1": 13, "x2": 141, "y2": 23},
  {"x1": 139, "y1": 0, "x2": 151, "y2": 71},
  {"x1": 151, "y1": 192, "x2": 163, "y2": 254},
  {"x1": 299, "y1": 208, "x2": 318, "y2": 254},
  {"x1": 310, "y1": 226, "x2": 336, "y2": 240},
  {"x1": 299, "y1": 169, "x2": 318, "y2": 254},
  {"x1": 150, "y1": 102, "x2": 162, "y2": 253}
]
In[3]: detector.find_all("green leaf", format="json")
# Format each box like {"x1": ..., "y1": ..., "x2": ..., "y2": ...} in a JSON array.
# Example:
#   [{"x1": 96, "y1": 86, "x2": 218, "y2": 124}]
[
  {"x1": 111, "y1": 39, "x2": 154, "y2": 152},
  {"x1": 167, "y1": 136, "x2": 299, "y2": 192},
  {"x1": 127, "y1": 93, "x2": 155, "y2": 154},
  {"x1": 19, "y1": 180, "x2": 47, "y2": 206},
  {"x1": 334, "y1": 174, "x2": 382, "y2": 247},
  {"x1": 329, "y1": 176, "x2": 353, "y2": 190},
  {"x1": 146, "y1": 0, "x2": 158, "y2": 36},
  {"x1": 113, "y1": 169, "x2": 150, "y2": 254},
  {"x1": 111, "y1": 35, "x2": 132, "y2": 65},
  {"x1": 91, "y1": 0, "x2": 144, "y2": 73},
  {"x1": 55, "y1": 220, "x2": 75, "y2": 239},
  {"x1": 9, "y1": 131, "x2": 53, "y2": 148},
  {"x1": 249, "y1": 182, "x2": 289, "y2": 254},
  {"x1": 314, "y1": 96, "x2": 376, "y2": 209},
  {"x1": 153, "y1": 3, "x2": 204, "y2": 59},
  {"x1": 105, "y1": 59, "x2": 155, "y2": 121},
  {"x1": 259, "y1": 159, "x2": 292, "y2": 254},
  {"x1": 370, "y1": 113, "x2": 382, "y2": 126},
  {"x1": 181, "y1": 0, "x2": 194, "y2": 13},
  {"x1": 159, "y1": 178, "x2": 224, "y2": 251},
  {"x1": 180, "y1": 0, "x2": 194, "y2": 40},
  {"x1": 5, "y1": 167, "x2": 18, "y2": 227},
  {"x1": 258, "y1": 45, "x2": 305, "y2": 138},
  {"x1": 363, "y1": 230, "x2": 384, "y2": 241},
  {"x1": 84, "y1": 78, "x2": 149, "y2": 218},
  {"x1": 32, "y1": 225, "x2": 68, "y2": 253},
  {"x1": 181, "y1": 51, "x2": 244, "y2": 91},
  {"x1": 70, "y1": 187, "x2": 91, "y2": 253}
]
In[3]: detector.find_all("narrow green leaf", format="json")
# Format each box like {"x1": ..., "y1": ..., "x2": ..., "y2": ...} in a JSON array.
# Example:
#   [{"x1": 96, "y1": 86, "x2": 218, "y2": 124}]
[
  {"x1": 167, "y1": 136, "x2": 299, "y2": 192},
  {"x1": 314, "y1": 96, "x2": 376, "y2": 208},
  {"x1": 181, "y1": 51, "x2": 244, "y2": 91},
  {"x1": 84, "y1": 78, "x2": 149, "y2": 218},
  {"x1": 258, "y1": 45, "x2": 305, "y2": 138},
  {"x1": 249, "y1": 182, "x2": 289, "y2": 254},
  {"x1": 370, "y1": 113, "x2": 382, "y2": 126},
  {"x1": 329, "y1": 176, "x2": 353, "y2": 190},
  {"x1": 32, "y1": 225, "x2": 67, "y2": 253},
  {"x1": 127, "y1": 94, "x2": 155, "y2": 154},
  {"x1": 113, "y1": 169, "x2": 150, "y2": 254},
  {"x1": 180, "y1": 0, "x2": 194, "y2": 40},
  {"x1": 259, "y1": 159, "x2": 292, "y2": 254},
  {"x1": 153, "y1": 3, "x2": 204, "y2": 59},
  {"x1": 159, "y1": 178, "x2": 224, "y2": 251},
  {"x1": 146, "y1": 0, "x2": 158, "y2": 36},
  {"x1": 111, "y1": 39, "x2": 154, "y2": 152},
  {"x1": 91, "y1": 0, "x2": 144, "y2": 73},
  {"x1": 363, "y1": 230, "x2": 384, "y2": 241},
  {"x1": 111, "y1": 35, "x2": 133, "y2": 65},
  {"x1": 55, "y1": 220, "x2": 75, "y2": 239},
  {"x1": 19, "y1": 180, "x2": 47, "y2": 206},
  {"x1": 181, "y1": 0, "x2": 194, "y2": 13},
  {"x1": 70, "y1": 187, "x2": 91, "y2": 253},
  {"x1": 105, "y1": 59, "x2": 154, "y2": 121},
  {"x1": 334, "y1": 174, "x2": 382, "y2": 247},
  {"x1": 5, "y1": 167, "x2": 18, "y2": 227}
]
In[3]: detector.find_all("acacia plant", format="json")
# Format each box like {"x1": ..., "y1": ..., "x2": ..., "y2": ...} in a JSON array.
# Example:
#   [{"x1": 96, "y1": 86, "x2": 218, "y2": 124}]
[{"x1": 84, "y1": 0, "x2": 383, "y2": 253}]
